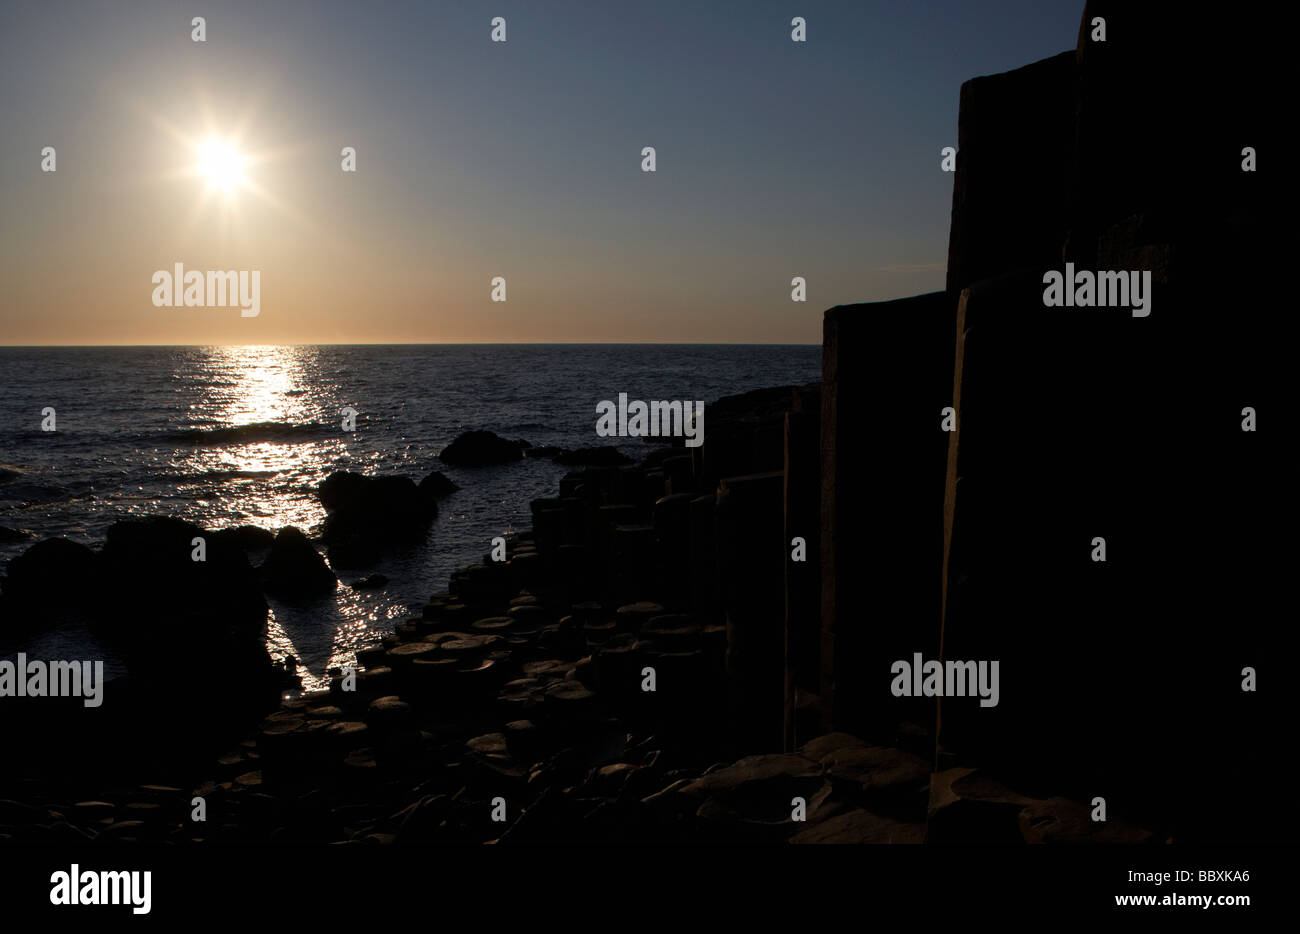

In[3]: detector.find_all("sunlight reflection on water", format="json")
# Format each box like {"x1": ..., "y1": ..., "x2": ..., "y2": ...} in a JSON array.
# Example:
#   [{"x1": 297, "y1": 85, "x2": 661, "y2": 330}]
[{"x1": 1, "y1": 343, "x2": 822, "y2": 695}]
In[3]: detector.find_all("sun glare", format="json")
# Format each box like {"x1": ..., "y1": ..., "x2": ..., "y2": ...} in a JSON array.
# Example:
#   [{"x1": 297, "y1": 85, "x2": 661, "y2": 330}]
[{"x1": 197, "y1": 138, "x2": 245, "y2": 191}]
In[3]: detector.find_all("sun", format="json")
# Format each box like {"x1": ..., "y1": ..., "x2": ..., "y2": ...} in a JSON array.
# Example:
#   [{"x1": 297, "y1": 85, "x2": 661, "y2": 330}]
[{"x1": 196, "y1": 138, "x2": 246, "y2": 191}]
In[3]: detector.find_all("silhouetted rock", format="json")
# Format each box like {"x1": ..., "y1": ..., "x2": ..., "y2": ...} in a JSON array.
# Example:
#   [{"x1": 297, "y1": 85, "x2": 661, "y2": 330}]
[
  {"x1": 439, "y1": 430, "x2": 530, "y2": 466},
  {"x1": 261, "y1": 527, "x2": 337, "y2": 600},
  {"x1": 553, "y1": 446, "x2": 633, "y2": 467},
  {"x1": 99, "y1": 517, "x2": 269, "y2": 640},
  {"x1": 317, "y1": 471, "x2": 439, "y2": 567},
  {"x1": 0, "y1": 526, "x2": 34, "y2": 543},
  {"x1": 3, "y1": 537, "x2": 99, "y2": 606},
  {"x1": 417, "y1": 470, "x2": 459, "y2": 498},
  {"x1": 212, "y1": 525, "x2": 275, "y2": 553},
  {"x1": 351, "y1": 574, "x2": 388, "y2": 590}
]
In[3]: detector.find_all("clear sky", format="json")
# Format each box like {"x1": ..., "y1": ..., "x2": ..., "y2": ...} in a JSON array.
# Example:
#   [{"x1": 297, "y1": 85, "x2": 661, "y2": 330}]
[{"x1": 0, "y1": 0, "x2": 1083, "y2": 345}]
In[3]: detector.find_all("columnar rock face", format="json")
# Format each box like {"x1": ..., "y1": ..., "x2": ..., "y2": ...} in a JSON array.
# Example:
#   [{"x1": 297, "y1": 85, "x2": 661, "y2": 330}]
[
  {"x1": 948, "y1": 1, "x2": 1273, "y2": 300},
  {"x1": 936, "y1": 1, "x2": 1279, "y2": 841},
  {"x1": 820, "y1": 292, "x2": 955, "y2": 740},
  {"x1": 945, "y1": 50, "x2": 1077, "y2": 294},
  {"x1": 783, "y1": 390, "x2": 820, "y2": 751},
  {"x1": 716, "y1": 470, "x2": 785, "y2": 753}
]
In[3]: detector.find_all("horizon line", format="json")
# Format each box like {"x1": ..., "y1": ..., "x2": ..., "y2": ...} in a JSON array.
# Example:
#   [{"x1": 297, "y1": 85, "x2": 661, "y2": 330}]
[{"x1": 0, "y1": 340, "x2": 822, "y2": 349}]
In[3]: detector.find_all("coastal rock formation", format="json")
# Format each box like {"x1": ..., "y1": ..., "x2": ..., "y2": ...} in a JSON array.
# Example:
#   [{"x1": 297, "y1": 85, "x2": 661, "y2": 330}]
[
  {"x1": 260, "y1": 526, "x2": 337, "y2": 600},
  {"x1": 97, "y1": 519, "x2": 274, "y2": 689},
  {"x1": 3, "y1": 537, "x2": 99, "y2": 608},
  {"x1": 212, "y1": 524, "x2": 275, "y2": 553},
  {"x1": 416, "y1": 470, "x2": 459, "y2": 498},
  {"x1": 439, "y1": 430, "x2": 531, "y2": 466},
  {"x1": 317, "y1": 471, "x2": 444, "y2": 567}
]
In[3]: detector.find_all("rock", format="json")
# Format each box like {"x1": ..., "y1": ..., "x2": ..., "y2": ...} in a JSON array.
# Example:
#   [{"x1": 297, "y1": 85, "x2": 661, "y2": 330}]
[
  {"x1": 417, "y1": 471, "x2": 459, "y2": 498},
  {"x1": 816, "y1": 743, "x2": 931, "y2": 804},
  {"x1": 675, "y1": 753, "x2": 832, "y2": 841},
  {"x1": 261, "y1": 527, "x2": 337, "y2": 600},
  {"x1": 552, "y1": 447, "x2": 634, "y2": 467},
  {"x1": 395, "y1": 794, "x2": 453, "y2": 843},
  {"x1": 3, "y1": 537, "x2": 99, "y2": 605},
  {"x1": 679, "y1": 754, "x2": 825, "y2": 806},
  {"x1": 946, "y1": 51, "x2": 1078, "y2": 294},
  {"x1": 1018, "y1": 797, "x2": 1155, "y2": 845},
  {"x1": 85, "y1": 517, "x2": 283, "y2": 742},
  {"x1": 790, "y1": 809, "x2": 925, "y2": 844},
  {"x1": 0, "y1": 526, "x2": 34, "y2": 543},
  {"x1": 439, "y1": 430, "x2": 530, "y2": 467},
  {"x1": 317, "y1": 472, "x2": 439, "y2": 566},
  {"x1": 926, "y1": 768, "x2": 1036, "y2": 843},
  {"x1": 350, "y1": 574, "x2": 388, "y2": 590},
  {"x1": 212, "y1": 525, "x2": 276, "y2": 552}
]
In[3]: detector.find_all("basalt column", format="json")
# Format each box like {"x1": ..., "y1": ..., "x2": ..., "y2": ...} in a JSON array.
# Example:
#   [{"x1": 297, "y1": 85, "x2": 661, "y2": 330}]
[
  {"x1": 938, "y1": 0, "x2": 1280, "y2": 840},
  {"x1": 820, "y1": 291, "x2": 956, "y2": 740}
]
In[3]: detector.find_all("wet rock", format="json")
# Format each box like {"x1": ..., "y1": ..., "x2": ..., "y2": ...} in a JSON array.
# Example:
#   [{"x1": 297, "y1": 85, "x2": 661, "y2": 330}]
[
  {"x1": 0, "y1": 526, "x2": 34, "y2": 543},
  {"x1": 261, "y1": 527, "x2": 337, "y2": 600},
  {"x1": 212, "y1": 525, "x2": 276, "y2": 553},
  {"x1": 3, "y1": 537, "x2": 99, "y2": 607},
  {"x1": 439, "y1": 430, "x2": 531, "y2": 467},
  {"x1": 350, "y1": 573, "x2": 389, "y2": 590},
  {"x1": 417, "y1": 470, "x2": 459, "y2": 498},
  {"x1": 318, "y1": 472, "x2": 438, "y2": 565}
]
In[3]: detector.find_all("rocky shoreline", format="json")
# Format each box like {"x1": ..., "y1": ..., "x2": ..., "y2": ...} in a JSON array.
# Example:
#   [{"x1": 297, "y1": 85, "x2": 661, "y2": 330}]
[{"x1": 1, "y1": 384, "x2": 1152, "y2": 846}]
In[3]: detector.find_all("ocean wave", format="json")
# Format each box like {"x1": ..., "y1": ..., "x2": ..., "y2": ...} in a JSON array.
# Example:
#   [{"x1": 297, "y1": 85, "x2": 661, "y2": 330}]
[
  {"x1": 168, "y1": 468, "x2": 285, "y2": 484},
  {"x1": 163, "y1": 422, "x2": 335, "y2": 446}
]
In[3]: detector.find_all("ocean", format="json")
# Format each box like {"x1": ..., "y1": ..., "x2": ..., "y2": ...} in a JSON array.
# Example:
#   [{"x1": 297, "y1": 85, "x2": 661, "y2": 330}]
[{"x1": 0, "y1": 344, "x2": 820, "y2": 692}]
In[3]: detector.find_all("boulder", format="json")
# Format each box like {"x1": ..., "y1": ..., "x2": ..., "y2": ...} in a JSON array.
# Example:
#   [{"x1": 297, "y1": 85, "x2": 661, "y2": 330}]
[
  {"x1": 417, "y1": 470, "x2": 459, "y2": 498},
  {"x1": 261, "y1": 527, "x2": 337, "y2": 600},
  {"x1": 439, "y1": 430, "x2": 530, "y2": 467},
  {"x1": 92, "y1": 517, "x2": 283, "y2": 746},
  {"x1": 3, "y1": 537, "x2": 100, "y2": 606},
  {"x1": 212, "y1": 525, "x2": 275, "y2": 553},
  {"x1": 317, "y1": 471, "x2": 439, "y2": 566}
]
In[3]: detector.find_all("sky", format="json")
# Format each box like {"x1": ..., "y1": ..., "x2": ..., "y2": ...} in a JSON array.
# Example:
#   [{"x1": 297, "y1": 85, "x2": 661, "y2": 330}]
[{"x1": 0, "y1": 0, "x2": 1083, "y2": 345}]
